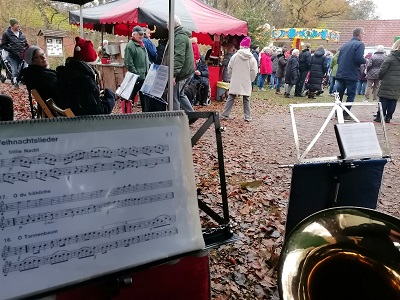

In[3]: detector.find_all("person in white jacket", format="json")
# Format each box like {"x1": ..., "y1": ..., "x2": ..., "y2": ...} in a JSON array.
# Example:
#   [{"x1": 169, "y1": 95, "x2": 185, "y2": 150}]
[{"x1": 220, "y1": 36, "x2": 258, "y2": 122}]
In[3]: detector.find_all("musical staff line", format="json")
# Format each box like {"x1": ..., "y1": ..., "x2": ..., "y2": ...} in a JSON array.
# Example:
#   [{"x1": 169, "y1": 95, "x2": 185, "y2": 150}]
[
  {"x1": 0, "y1": 145, "x2": 169, "y2": 169},
  {"x1": 0, "y1": 192, "x2": 174, "y2": 229},
  {"x1": 2, "y1": 227, "x2": 178, "y2": 276},
  {"x1": 1, "y1": 215, "x2": 176, "y2": 260},
  {"x1": 0, "y1": 180, "x2": 173, "y2": 215},
  {"x1": 0, "y1": 156, "x2": 170, "y2": 184}
]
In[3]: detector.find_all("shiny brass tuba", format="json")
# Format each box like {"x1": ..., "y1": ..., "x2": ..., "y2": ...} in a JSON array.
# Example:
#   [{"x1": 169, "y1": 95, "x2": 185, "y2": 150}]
[{"x1": 278, "y1": 207, "x2": 400, "y2": 300}]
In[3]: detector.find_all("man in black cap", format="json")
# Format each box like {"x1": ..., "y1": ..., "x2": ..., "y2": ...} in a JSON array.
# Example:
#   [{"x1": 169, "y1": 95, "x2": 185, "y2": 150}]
[
  {"x1": 124, "y1": 25, "x2": 150, "y2": 111},
  {"x1": 1, "y1": 18, "x2": 28, "y2": 89}
]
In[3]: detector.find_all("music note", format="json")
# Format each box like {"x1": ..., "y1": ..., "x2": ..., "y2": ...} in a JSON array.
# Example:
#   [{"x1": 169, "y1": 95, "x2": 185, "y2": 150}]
[
  {"x1": 34, "y1": 170, "x2": 47, "y2": 181},
  {"x1": 2, "y1": 173, "x2": 16, "y2": 184},
  {"x1": 129, "y1": 147, "x2": 139, "y2": 156},
  {"x1": 13, "y1": 157, "x2": 33, "y2": 168},
  {"x1": 17, "y1": 171, "x2": 32, "y2": 182},
  {"x1": 1, "y1": 246, "x2": 10, "y2": 260},
  {"x1": 117, "y1": 147, "x2": 128, "y2": 158},
  {"x1": 2, "y1": 261, "x2": 11, "y2": 276},
  {"x1": 0, "y1": 216, "x2": 6, "y2": 229},
  {"x1": 44, "y1": 154, "x2": 57, "y2": 166}
]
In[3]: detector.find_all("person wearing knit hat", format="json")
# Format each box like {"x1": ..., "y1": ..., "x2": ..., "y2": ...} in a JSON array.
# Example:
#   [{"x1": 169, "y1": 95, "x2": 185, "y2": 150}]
[
  {"x1": 22, "y1": 45, "x2": 60, "y2": 117},
  {"x1": 73, "y1": 37, "x2": 98, "y2": 62},
  {"x1": 220, "y1": 36, "x2": 258, "y2": 122},
  {"x1": 1, "y1": 17, "x2": 28, "y2": 88},
  {"x1": 240, "y1": 37, "x2": 251, "y2": 48},
  {"x1": 54, "y1": 36, "x2": 115, "y2": 116},
  {"x1": 9, "y1": 18, "x2": 19, "y2": 27},
  {"x1": 23, "y1": 45, "x2": 41, "y2": 65}
]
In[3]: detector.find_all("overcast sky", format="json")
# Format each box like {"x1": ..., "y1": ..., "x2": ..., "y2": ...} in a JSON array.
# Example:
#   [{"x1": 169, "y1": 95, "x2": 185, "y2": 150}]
[{"x1": 372, "y1": 0, "x2": 400, "y2": 19}]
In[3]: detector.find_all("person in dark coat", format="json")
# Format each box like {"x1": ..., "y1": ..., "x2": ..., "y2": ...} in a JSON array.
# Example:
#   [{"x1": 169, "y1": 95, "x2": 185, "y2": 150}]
[
  {"x1": 221, "y1": 43, "x2": 235, "y2": 82},
  {"x1": 155, "y1": 38, "x2": 167, "y2": 65},
  {"x1": 1, "y1": 18, "x2": 28, "y2": 88},
  {"x1": 23, "y1": 46, "x2": 59, "y2": 104},
  {"x1": 251, "y1": 45, "x2": 260, "y2": 91},
  {"x1": 357, "y1": 62, "x2": 367, "y2": 95},
  {"x1": 192, "y1": 55, "x2": 209, "y2": 106},
  {"x1": 284, "y1": 49, "x2": 300, "y2": 98},
  {"x1": 142, "y1": 27, "x2": 157, "y2": 64},
  {"x1": 336, "y1": 27, "x2": 366, "y2": 119},
  {"x1": 306, "y1": 45, "x2": 328, "y2": 99},
  {"x1": 275, "y1": 47, "x2": 288, "y2": 95},
  {"x1": 295, "y1": 43, "x2": 311, "y2": 96},
  {"x1": 374, "y1": 40, "x2": 400, "y2": 123}
]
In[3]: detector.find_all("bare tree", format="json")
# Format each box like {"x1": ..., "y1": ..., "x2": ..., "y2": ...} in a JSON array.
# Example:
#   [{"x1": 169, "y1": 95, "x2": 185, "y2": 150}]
[{"x1": 345, "y1": 0, "x2": 379, "y2": 20}]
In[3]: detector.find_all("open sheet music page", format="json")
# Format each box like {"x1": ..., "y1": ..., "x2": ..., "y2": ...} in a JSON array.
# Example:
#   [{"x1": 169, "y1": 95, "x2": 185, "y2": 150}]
[
  {"x1": 334, "y1": 122, "x2": 383, "y2": 160},
  {"x1": 0, "y1": 112, "x2": 204, "y2": 299}
]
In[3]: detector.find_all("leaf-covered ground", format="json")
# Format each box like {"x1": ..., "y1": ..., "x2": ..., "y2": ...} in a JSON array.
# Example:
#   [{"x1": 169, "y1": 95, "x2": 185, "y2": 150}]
[{"x1": 3, "y1": 82, "x2": 400, "y2": 299}]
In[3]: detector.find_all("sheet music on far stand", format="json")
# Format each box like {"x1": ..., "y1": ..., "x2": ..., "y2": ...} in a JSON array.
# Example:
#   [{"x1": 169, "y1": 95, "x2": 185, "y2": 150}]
[
  {"x1": 0, "y1": 112, "x2": 204, "y2": 300},
  {"x1": 334, "y1": 122, "x2": 383, "y2": 160},
  {"x1": 141, "y1": 64, "x2": 168, "y2": 102}
]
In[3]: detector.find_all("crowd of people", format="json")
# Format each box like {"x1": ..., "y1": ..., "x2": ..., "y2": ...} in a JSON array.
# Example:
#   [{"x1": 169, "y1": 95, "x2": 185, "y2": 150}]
[
  {"x1": 235, "y1": 27, "x2": 400, "y2": 123},
  {"x1": 0, "y1": 18, "x2": 399, "y2": 124}
]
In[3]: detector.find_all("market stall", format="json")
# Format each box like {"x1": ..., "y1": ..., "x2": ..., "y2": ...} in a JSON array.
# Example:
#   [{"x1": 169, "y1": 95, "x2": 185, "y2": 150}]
[{"x1": 69, "y1": 0, "x2": 248, "y2": 99}]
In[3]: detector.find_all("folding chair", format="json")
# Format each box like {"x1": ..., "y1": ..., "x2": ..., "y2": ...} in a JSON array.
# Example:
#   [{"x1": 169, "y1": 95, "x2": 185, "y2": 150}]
[{"x1": 31, "y1": 89, "x2": 74, "y2": 118}]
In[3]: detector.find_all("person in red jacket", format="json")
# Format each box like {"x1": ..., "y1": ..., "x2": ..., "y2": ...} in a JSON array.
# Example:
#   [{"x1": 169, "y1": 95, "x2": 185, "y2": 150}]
[{"x1": 257, "y1": 47, "x2": 273, "y2": 91}]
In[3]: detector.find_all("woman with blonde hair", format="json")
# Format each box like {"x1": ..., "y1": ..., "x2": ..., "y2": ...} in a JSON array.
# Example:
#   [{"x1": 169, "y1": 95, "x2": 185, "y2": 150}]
[{"x1": 374, "y1": 40, "x2": 400, "y2": 123}]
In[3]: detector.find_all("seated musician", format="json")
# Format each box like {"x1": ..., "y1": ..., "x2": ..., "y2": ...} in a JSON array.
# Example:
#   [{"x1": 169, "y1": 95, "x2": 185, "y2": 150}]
[
  {"x1": 56, "y1": 37, "x2": 115, "y2": 116},
  {"x1": 23, "y1": 45, "x2": 59, "y2": 104}
]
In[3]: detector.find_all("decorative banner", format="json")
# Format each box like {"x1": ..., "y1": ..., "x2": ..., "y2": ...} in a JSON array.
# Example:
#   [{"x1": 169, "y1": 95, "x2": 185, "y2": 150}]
[{"x1": 271, "y1": 28, "x2": 340, "y2": 42}]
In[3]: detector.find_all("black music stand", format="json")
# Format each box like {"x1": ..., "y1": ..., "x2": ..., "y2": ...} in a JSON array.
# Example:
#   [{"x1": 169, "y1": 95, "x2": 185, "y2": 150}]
[
  {"x1": 285, "y1": 99, "x2": 391, "y2": 237},
  {"x1": 285, "y1": 158, "x2": 388, "y2": 237}
]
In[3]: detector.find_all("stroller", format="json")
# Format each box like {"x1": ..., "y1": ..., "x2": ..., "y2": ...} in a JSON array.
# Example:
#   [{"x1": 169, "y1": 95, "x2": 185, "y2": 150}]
[
  {"x1": 0, "y1": 49, "x2": 26, "y2": 84},
  {"x1": 0, "y1": 49, "x2": 12, "y2": 83}
]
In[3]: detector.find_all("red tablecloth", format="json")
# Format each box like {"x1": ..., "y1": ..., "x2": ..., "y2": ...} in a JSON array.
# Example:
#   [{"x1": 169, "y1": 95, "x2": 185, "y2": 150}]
[
  {"x1": 208, "y1": 66, "x2": 221, "y2": 100},
  {"x1": 56, "y1": 253, "x2": 210, "y2": 300}
]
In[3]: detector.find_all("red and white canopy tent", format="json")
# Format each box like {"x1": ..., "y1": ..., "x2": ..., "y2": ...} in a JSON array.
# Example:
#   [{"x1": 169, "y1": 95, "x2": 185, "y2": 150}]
[
  {"x1": 69, "y1": 0, "x2": 247, "y2": 109},
  {"x1": 69, "y1": 0, "x2": 248, "y2": 45}
]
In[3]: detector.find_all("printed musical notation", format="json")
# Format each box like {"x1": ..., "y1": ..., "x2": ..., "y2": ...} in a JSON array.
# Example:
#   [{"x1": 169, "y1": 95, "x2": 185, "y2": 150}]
[
  {"x1": 0, "y1": 192, "x2": 174, "y2": 229},
  {"x1": 0, "y1": 145, "x2": 169, "y2": 169},
  {"x1": 0, "y1": 112, "x2": 205, "y2": 300},
  {"x1": 2, "y1": 227, "x2": 179, "y2": 276},
  {"x1": 0, "y1": 156, "x2": 170, "y2": 184},
  {"x1": 2, "y1": 215, "x2": 176, "y2": 260},
  {"x1": 0, "y1": 180, "x2": 173, "y2": 215}
]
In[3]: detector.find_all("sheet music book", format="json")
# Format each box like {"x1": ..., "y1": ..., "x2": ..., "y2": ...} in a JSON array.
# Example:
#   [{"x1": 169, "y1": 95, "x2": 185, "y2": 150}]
[
  {"x1": 0, "y1": 112, "x2": 204, "y2": 299},
  {"x1": 334, "y1": 122, "x2": 383, "y2": 160},
  {"x1": 115, "y1": 71, "x2": 139, "y2": 100},
  {"x1": 140, "y1": 64, "x2": 168, "y2": 99}
]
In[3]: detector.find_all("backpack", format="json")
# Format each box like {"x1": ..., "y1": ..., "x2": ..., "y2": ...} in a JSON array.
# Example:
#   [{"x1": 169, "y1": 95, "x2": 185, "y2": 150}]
[{"x1": 55, "y1": 59, "x2": 111, "y2": 116}]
